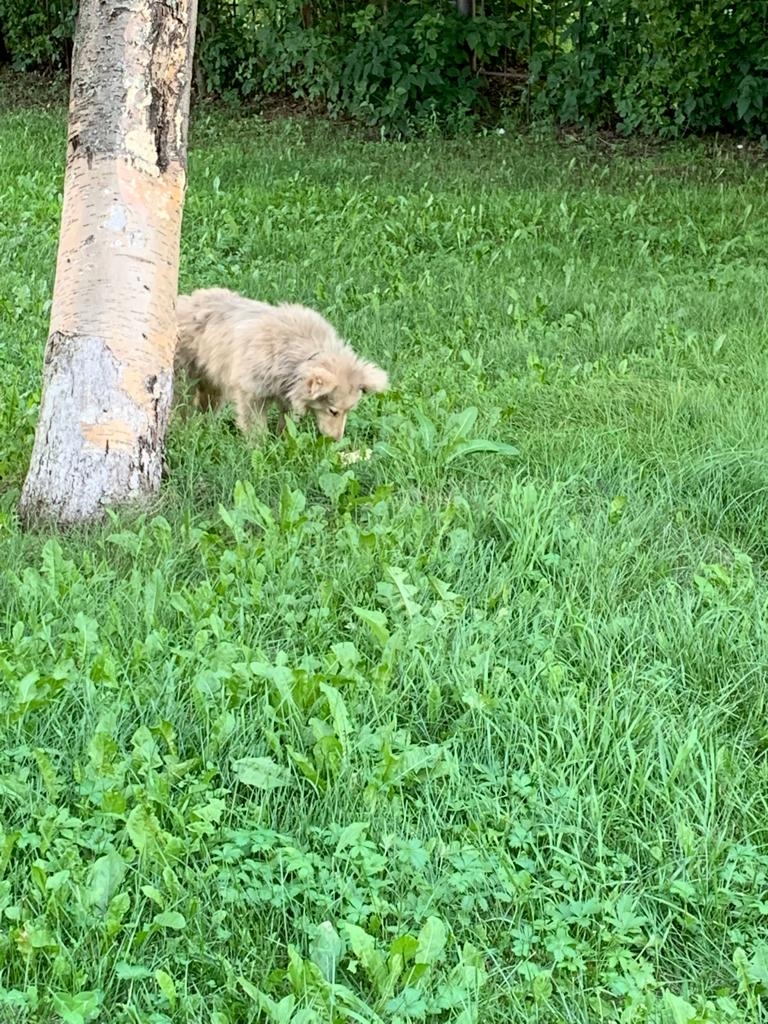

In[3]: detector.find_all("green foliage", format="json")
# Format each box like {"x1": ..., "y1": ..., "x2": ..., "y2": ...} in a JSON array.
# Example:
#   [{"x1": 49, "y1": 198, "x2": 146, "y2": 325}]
[
  {"x1": 195, "y1": 0, "x2": 336, "y2": 105},
  {"x1": 332, "y1": 4, "x2": 506, "y2": 135},
  {"x1": 0, "y1": 0, "x2": 76, "y2": 71},
  {"x1": 2, "y1": 0, "x2": 767, "y2": 135},
  {"x1": 3, "y1": 105, "x2": 768, "y2": 1021},
  {"x1": 195, "y1": 0, "x2": 506, "y2": 135},
  {"x1": 528, "y1": 0, "x2": 768, "y2": 136}
]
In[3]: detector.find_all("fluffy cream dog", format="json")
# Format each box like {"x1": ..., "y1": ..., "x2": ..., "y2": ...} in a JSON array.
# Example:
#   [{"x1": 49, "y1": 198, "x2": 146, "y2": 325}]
[{"x1": 175, "y1": 287, "x2": 388, "y2": 440}]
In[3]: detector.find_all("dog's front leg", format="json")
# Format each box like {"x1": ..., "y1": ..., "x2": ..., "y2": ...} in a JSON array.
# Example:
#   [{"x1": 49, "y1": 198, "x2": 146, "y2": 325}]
[
  {"x1": 275, "y1": 401, "x2": 292, "y2": 434},
  {"x1": 233, "y1": 389, "x2": 268, "y2": 437},
  {"x1": 195, "y1": 381, "x2": 221, "y2": 413}
]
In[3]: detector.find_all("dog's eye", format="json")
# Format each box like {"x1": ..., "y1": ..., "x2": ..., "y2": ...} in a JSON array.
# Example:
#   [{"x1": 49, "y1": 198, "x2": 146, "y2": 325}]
[{"x1": 329, "y1": 408, "x2": 339, "y2": 417}]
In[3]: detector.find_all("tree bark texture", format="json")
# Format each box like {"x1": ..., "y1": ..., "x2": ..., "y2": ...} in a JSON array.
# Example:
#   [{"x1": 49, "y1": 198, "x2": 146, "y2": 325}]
[{"x1": 19, "y1": 0, "x2": 197, "y2": 526}]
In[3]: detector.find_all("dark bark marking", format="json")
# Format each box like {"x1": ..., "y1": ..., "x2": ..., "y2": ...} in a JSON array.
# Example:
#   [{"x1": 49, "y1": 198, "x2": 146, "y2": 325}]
[
  {"x1": 147, "y1": 5, "x2": 172, "y2": 173},
  {"x1": 156, "y1": 1, "x2": 185, "y2": 24},
  {"x1": 146, "y1": 0, "x2": 191, "y2": 172},
  {"x1": 149, "y1": 84, "x2": 170, "y2": 171},
  {"x1": 137, "y1": 435, "x2": 155, "y2": 477},
  {"x1": 44, "y1": 332, "x2": 62, "y2": 367}
]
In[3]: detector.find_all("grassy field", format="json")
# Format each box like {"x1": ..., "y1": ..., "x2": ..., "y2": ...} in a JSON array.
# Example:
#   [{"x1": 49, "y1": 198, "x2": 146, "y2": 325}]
[{"x1": 2, "y1": 89, "x2": 768, "y2": 1023}]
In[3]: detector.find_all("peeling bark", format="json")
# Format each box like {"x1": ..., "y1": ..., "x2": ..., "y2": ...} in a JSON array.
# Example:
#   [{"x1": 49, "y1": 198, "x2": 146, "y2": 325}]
[{"x1": 19, "y1": 0, "x2": 197, "y2": 527}]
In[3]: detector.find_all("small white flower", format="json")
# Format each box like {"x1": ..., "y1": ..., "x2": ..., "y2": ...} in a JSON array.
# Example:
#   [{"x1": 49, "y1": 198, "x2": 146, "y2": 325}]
[
  {"x1": 339, "y1": 448, "x2": 372, "y2": 465},
  {"x1": 497, "y1": 128, "x2": 506, "y2": 135}
]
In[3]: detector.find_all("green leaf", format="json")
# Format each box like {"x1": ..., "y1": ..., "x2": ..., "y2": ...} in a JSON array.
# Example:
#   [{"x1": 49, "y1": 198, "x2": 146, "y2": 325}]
[
  {"x1": 334, "y1": 821, "x2": 369, "y2": 854},
  {"x1": 152, "y1": 911, "x2": 187, "y2": 931},
  {"x1": 0, "y1": 831, "x2": 20, "y2": 879},
  {"x1": 286, "y1": 746, "x2": 320, "y2": 785},
  {"x1": 231, "y1": 756, "x2": 291, "y2": 789},
  {"x1": 445, "y1": 405, "x2": 478, "y2": 441},
  {"x1": 106, "y1": 531, "x2": 141, "y2": 555},
  {"x1": 32, "y1": 747, "x2": 61, "y2": 801},
  {"x1": 345, "y1": 924, "x2": 389, "y2": 996},
  {"x1": 73, "y1": 611, "x2": 99, "y2": 647},
  {"x1": 309, "y1": 920, "x2": 344, "y2": 983},
  {"x1": 445, "y1": 439, "x2": 519, "y2": 464},
  {"x1": 50, "y1": 991, "x2": 102, "y2": 1024},
  {"x1": 238, "y1": 977, "x2": 296, "y2": 1024},
  {"x1": 319, "y1": 470, "x2": 354, "y2": 502},
  {"x1": 415, "y1": 916, "x2": 447, "y2": 965},
  {"x1": 155, "y1": 969, "x2": 177, "y2": 1008},
  {"x1": 141, "y1": 884, "x2": 164, "y2": 906},
  {"x1": 663, "y1": 990, "x2": 697, "y2": 1024},
  {"x1": 390, "y1": 933, "x2": 419, "y2": 961},
  {"x1": 115, "y1": 963, "x2": 153, "y2": 980},
  {"x1": 386, "y1": 986, "x2": 427, "y2": 1017},
  {"x1": 353, "y1": 606, "x2": 390, "y2": 645},
  {"x1": 236, "y1": 976, "x2": 262, "y2": 1002},
  {"x1": 0, "y1": 987, "x2": 38, "y2": 1009},
  {"x1": 331, "y1": 641, "x2": 361, "y2": 669},
  {"x1": 320, "y1": 683, "x2": 353, "y2": 749},
  {"x1": 125, "y1": 804, "x2": 164, "y2": 854},
  {"x1": 85, "y1": 850, "x2": 126, "y2": 913},
  {"x1": 383, "y1": 566, "x2": 421, "y2": 617}
]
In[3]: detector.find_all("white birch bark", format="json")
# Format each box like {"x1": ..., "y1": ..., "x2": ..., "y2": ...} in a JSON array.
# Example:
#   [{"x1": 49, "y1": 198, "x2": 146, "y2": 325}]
[{"x1": 19, "y1": 0, "x2": 197, "y2": 526}]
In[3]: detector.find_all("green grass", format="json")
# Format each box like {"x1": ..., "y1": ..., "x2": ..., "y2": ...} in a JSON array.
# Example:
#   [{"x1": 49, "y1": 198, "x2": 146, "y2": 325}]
[{"x1": 2, "y1": 88, "x2": 768, "y2": 1024}]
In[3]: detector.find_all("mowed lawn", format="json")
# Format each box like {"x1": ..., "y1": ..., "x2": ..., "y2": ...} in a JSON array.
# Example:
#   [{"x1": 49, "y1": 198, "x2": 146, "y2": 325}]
[{"x1": 1, "y1": 93, "x2": 768, "y2": 1023}]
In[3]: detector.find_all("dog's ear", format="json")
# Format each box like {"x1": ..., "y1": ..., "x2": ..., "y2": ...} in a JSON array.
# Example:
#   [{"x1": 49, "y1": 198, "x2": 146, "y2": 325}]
[
  {"x1": 304, "y1": 366, "x2": 336, "y2": 400},
  {"x1": 360, "y1": 362, "x2": 388, "y2": 394}
]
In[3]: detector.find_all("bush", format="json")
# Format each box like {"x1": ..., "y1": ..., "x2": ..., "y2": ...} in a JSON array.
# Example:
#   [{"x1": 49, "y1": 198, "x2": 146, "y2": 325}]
[
  {"x1": 0, "y1": 0, "x2": 76, "y2": 71},
  {"x1": 333, "y1": 4, "x2": 506, "y2": 135},
  {"x1": 1, "y1": 0, "x2": 767, "y2": 137},
  {"x1": 528, "y1": 0, "x2": 768, "y2": 136},
  {"x1": 195, "y1": 0, "x2": 506, "y2": 136}
]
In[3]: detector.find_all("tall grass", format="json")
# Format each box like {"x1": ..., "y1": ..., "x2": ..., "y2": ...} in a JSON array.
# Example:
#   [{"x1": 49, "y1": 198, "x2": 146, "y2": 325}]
[{"x1": 1, "y1": 96, "x2": 768, "y2": 1023}]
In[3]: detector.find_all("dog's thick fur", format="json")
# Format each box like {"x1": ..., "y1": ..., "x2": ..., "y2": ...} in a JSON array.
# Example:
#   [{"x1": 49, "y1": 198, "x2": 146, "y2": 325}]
[{"x1": 175, "y1": 288, "x2": 388, "y2": 440}]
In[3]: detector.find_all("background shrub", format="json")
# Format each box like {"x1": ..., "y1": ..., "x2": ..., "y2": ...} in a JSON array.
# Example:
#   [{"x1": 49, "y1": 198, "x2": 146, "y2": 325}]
[
  {"x1": 1, "y1": 0, "x2": 766, "y2": 136},
  {"x1": 0, "y1": 0, "x2": 76, "y2": 71}
]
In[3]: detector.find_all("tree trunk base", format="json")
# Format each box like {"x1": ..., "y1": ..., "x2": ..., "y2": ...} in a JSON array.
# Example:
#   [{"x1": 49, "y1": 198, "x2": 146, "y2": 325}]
[{"x1": 19, "y1": 332, "x2": 171, "y2": 526}]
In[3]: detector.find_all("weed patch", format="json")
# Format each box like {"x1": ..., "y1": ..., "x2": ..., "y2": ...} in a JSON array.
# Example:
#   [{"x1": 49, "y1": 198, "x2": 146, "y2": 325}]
[{"x1": 1, "y1": 103, "x2": 768, "y2": 1022}]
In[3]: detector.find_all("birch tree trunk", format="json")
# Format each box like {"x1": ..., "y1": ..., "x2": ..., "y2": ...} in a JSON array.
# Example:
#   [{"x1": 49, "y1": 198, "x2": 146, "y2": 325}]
[{"x1": 19, "y1": 0, "x2": 197, "y2": 526}]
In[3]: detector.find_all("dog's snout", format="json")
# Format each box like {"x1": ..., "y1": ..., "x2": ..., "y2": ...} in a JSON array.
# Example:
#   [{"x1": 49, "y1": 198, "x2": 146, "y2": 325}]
[
  {"x1": 317, "y1": 411, "x2": 347, "y2": 440},
  {"x1": 334, "y1": 412, "x2": 347, "y2": 440}
]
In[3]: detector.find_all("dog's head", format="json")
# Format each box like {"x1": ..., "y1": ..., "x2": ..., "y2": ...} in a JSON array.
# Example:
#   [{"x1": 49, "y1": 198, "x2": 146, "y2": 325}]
[{"x1": 294, "y1": 352, "x2": 388, "y2": 440}]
